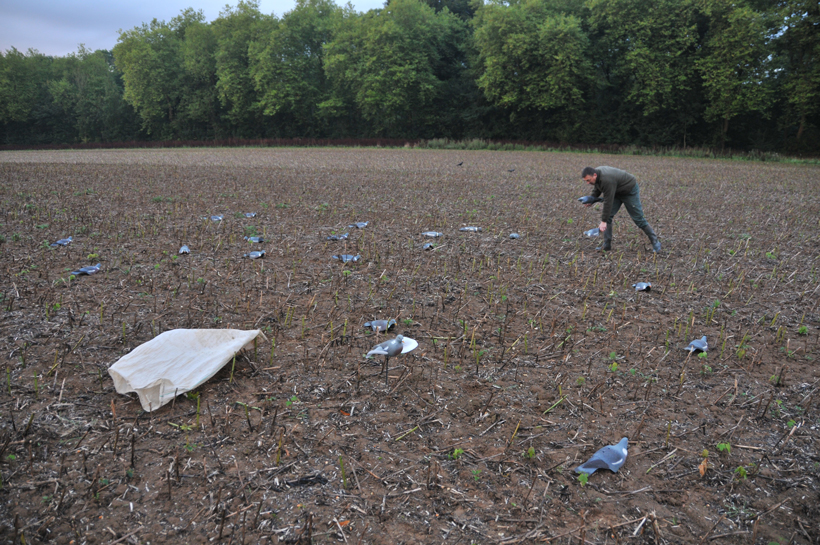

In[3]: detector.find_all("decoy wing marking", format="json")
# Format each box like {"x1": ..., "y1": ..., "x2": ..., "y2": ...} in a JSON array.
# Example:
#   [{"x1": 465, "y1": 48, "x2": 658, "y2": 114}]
[
  {"x1": 367, "y1": 347, "x2": 388, "y2": 356},
  {"x1": 576, "y1": 459, "x2": 609, "y2": 472}
]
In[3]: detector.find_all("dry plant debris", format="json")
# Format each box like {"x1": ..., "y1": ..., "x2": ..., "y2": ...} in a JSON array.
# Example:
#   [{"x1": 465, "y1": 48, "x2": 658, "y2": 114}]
[{"x1": 0, "y1": 148, "x2": 818, "y2": 544}]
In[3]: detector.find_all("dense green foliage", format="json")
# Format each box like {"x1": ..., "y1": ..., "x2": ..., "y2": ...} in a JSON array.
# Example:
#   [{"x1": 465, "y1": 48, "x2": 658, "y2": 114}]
[{"x1": 1, "y1": 0, "x2": 818, "y2": 153}]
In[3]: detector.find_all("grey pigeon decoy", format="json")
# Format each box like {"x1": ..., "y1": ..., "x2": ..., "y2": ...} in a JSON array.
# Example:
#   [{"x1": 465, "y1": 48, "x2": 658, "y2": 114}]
[
  {"x1": 579, "y1": 196, "x2": 603, "y2": 205},
  {"x1": 348, "y1": 221, "x2": 368, "y2": 229},
  {"x1": 422, "y1": 231, "x2": 443, "y2": 238},
  {"x1": 327, "y1": 233, "x2": 349, "y2": 241},
  {"x1": 632, "y1": 282, "x2": 651, "y2": 291},
  {"x1": 509, "y1": 233, "x2": 520, "y2": 239},
  {"x1": 460, "y1": 226, "x2": 482, "y2": 232},
  {"x1": 507, "y1": 168, "x2": 515, "y2": 172},
  {"x1": 457, "y1": 161, "x2": 463, "y2": 166},
  {"x1": 332, "y1": 254, "x2": 360, "y2": 263},
  {"x1": 422, "y1": 242, "x2": 436, "y2": 250},
  {"x1": 575, "y1": 437, "x2": 628, "y2": 475},
  {"x1": 70, "y1": 263, "x2": 101, "y2": 277},
  {"x1": 584, "y1": 228, "x2": 600, "y2": 237},
  {"x1": 179, "y1": 245, "x2": 190, "y2": 254},
  {"x1": 210, "y1": 215, "x2": 224, "y2": 222},
  {"x1": 244, "y1": 212, "x2": 256, "y2": 218},
  {"x1": 51, "y1": 237, "x2": 72, "y2": 247},
  {"x1": 364, "y1": 319, "x2": 396, "y2": 333},
  {"x1": 685, "y1": 336, "x2": 708, "y2": 353},
  {"x1": 244, "y1": 251, "x2": 266, "y2": 259},
  {"x1": 367, "y1": 335, "x2": 418, "y2": 387},
  {"x1": 244, "y1": 236, "x2": 264, "y2": 243}
]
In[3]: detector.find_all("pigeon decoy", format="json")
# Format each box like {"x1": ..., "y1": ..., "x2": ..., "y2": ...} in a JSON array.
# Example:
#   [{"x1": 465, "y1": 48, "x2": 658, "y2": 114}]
[
  {"x1": 179, "y1": 245, "x2": 190, "y2": 254},
  {"x1": 70, "y1": 263, "x2": 101, "y2": 277},
  {"x1": 332, "y1": 254, "x2": 360, "y2": 263},
  {"x1": 244, "y1": 251, "x2": 266, "y2": 259},
  {"x1": 244, "y1": 212, "x2": 256, "y2": 218},
  {"x1": 507, "y1": 168, "x2": 515, "y2": 172},
  {"x1": 578, "y1": 196, "x2": 603, "y2": 205},
  {"x1": 584, "y1": 228, "x2": 600, "y2": 237},
  {"x1": 364, "y1": 319, "x2": 397, "y2": 333},
  {"x1": 51, "y1": 237, "x2": 72, "y2": 247},
  {"x1": 348, "y1": 222, "x2": 368, "y2": 229},
  {"x1": 422, "y1": 231, "x2": 443, "y2": 238},
  {"x1": 327, "y1": 233, "x2": 349, "y2": 241},
  {"x1": 422, "y1": 242, "x2": 436, "y2": 250},
  {"x1": 367, "y1": 335, "x2": 418, "y2": 387},
  {"x1": 457, "y1": 161, "x2": 463, "y2": 166},
  {"x1": 509, "y1": 233, "x2": 520, "y2": 239},
  {"x1": 244, "y1": 236, "x2": 264, "y2": 243},
  {"x1": 460, "y1": 226, "x2": 482, "y2": 232},
  {"x1": 632, "y1": 282, "x2": 651, "y2": 291},
  {"x1": 575, "y1": 438, "x2": 629, "y2": 475},
  {"x1": 210, "y1": 215, "x2": 224, "y2": 222},
  {"x1": 685, "y1": 336, "x2": 708, "y2": 353}
]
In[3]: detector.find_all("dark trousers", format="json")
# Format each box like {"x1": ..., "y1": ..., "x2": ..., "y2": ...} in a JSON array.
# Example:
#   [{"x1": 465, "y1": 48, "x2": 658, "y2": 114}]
[{"x1": 608, "y1": 184, "x2": 648, "y2": 229}]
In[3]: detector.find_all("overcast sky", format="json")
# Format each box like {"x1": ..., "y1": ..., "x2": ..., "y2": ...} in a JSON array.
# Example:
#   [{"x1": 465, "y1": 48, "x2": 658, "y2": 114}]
[{"x1": 1, "y1": 0, "x2": 386, "y2": 57}]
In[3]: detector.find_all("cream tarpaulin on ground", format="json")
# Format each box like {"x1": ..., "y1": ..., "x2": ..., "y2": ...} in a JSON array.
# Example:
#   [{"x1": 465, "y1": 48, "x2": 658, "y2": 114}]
[{"x1": 109, "y1": 329, "x2": 267, "y2": 411}]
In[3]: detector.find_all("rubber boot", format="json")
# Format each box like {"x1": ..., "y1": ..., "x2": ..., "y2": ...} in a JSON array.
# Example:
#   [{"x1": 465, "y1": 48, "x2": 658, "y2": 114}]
[
  {"x1": 596, "y1": 222, "x2": 612, "y2": 251},
  {"x1": 642, "y1": 225, "x2": 661, "y2": 253}
]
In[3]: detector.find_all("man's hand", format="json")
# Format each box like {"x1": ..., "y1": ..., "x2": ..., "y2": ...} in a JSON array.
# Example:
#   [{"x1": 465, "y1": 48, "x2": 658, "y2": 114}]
[
  {"x1": 583, "y1": 203, "x2": 592, "y2": 208},
  {"x1": 599, "y1": 221, "x2": 607, "y2": 233}
]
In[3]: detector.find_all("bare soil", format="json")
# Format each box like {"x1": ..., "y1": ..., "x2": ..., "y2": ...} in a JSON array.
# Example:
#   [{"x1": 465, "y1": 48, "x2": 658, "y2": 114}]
[{"x1": 0, "y1": 148, "x2": 819, "y2": 545}]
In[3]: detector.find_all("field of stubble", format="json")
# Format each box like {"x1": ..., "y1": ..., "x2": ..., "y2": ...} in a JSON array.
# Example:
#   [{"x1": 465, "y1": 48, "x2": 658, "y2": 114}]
[{"x1": 0, "y1": 147, "x2": 818, "y2": 545}]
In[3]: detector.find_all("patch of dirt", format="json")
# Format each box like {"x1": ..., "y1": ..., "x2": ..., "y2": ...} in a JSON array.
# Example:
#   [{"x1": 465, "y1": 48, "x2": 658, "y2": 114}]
[{"x1": 0, "y1": 148, "x2": 818, "y2": 544}]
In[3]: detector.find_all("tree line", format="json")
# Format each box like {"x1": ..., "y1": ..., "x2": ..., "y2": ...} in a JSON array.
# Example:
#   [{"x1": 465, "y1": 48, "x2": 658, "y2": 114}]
[{"x1": 1, "y1": 0, "x2": 817, "y2": 154}]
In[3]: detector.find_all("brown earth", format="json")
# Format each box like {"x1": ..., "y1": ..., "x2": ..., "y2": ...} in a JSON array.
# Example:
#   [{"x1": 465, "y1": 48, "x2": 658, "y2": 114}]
[{"x1": 0, "y1": 148, "x2": 818, "y2": 545}]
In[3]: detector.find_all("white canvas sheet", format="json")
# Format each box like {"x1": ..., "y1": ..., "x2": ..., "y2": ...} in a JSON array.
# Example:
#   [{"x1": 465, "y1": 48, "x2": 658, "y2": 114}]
[{"x1": 109, "y1": 329, "x2": 267, "y2": 411}]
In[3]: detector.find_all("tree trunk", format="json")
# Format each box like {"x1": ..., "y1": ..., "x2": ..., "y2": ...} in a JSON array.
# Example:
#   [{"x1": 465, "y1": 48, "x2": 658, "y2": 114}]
[
  {"x1": 797, "y1": 114, "x2": 805, "y2": 140},
  {"x1": 721, "y1": 115, "x2": 729, "y2": 152}
]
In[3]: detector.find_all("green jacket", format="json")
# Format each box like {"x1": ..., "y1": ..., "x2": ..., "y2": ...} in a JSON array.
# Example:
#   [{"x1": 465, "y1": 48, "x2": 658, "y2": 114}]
[{"x1": 590, "y1": 166, "x2": 637, "y2": 223}]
